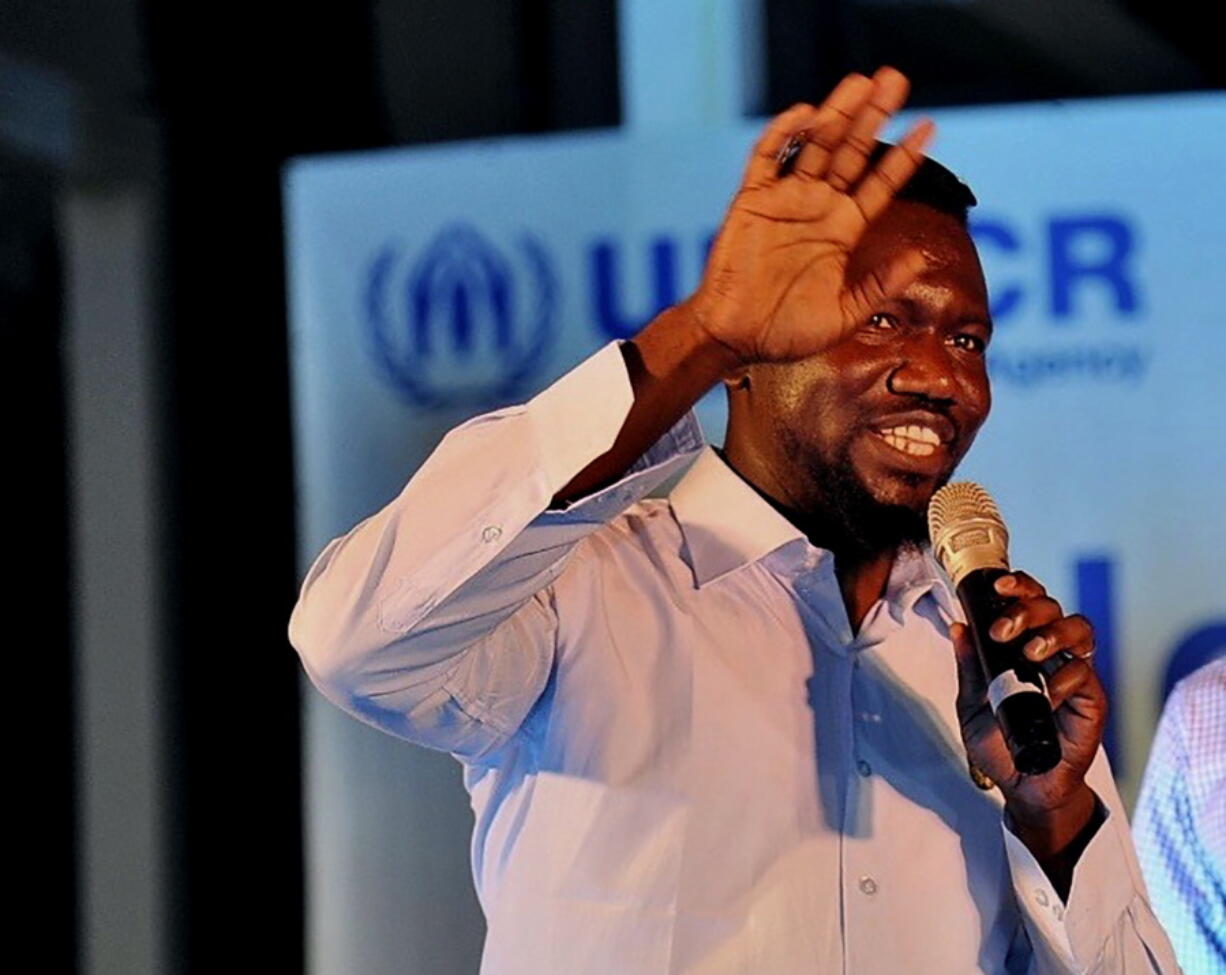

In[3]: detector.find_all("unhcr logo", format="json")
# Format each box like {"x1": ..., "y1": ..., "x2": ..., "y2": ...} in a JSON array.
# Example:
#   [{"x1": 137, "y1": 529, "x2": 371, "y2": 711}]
[{"x1": 364, "y1": 224, "x2": 557, "y2": 408}]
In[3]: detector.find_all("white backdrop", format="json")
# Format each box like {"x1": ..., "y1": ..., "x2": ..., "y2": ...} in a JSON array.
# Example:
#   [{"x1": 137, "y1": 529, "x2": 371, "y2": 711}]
[{"x1": 285, "y1": 93, "x2": 1226, "y2": 974}]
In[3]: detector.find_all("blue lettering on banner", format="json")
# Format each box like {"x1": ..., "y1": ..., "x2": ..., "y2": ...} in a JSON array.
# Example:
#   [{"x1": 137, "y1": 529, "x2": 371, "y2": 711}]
[
  {"x1": 986, "y1": 344, "x2": 1151, "y2": 387},
  {"x1": 374, "y1": 213, "x2": 1145, "y2": 396},
  {"x1": 973, "y1": 213, "x2": 1140, "y2": 325},
  {"x1": 1048, "y1": 215, "x2": 1139, "y2": 319},
  {"x1": 969, "y1": 219, "x2": 1024, "y2": 321},
  {"x1": 364, "y1": 224, "x2": 557, "y2": 408},
  {"x1": 591, "y1": 235, "x2": 680, "y2": 339},
  {"x1": 589, "y1": 214, "x2": 1140, "y2": 349},
  {"x1": 970, "y1": 213, "x2": 1147, "y2": 388}
]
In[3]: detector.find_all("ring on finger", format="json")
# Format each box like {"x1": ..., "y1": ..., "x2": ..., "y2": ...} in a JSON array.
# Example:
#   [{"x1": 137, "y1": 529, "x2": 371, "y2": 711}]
[
  {"x1": 1055, "y1": 647, "x2": 1096, "y2": 665},
  {"x1": 776, "y1": 134, "x2": 806, "y2": 175}
]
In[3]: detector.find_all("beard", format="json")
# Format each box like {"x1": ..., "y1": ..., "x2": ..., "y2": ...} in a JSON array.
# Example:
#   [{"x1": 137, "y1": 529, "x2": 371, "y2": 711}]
[
  {"x1": 815, "y1": 447, "x2": 933, "y2": 557},
  {"x1": 777, "y1": 423, "x2": 944, "y2": 559}
]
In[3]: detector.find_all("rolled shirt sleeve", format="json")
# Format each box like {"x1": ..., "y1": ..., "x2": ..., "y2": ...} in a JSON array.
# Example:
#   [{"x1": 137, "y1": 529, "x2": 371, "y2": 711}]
[
  {"x1": 288, "y1": 340, "x2": 704, "y2": 762},
  {"x1": 1001, "y1": 748, "x2": 1183, "y2": 973}
]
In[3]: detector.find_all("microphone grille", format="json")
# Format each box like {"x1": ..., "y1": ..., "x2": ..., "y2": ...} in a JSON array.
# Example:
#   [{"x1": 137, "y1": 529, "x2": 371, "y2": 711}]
[{"x1": 927, "y1": 481, "x2": 1010, "y2": 585}]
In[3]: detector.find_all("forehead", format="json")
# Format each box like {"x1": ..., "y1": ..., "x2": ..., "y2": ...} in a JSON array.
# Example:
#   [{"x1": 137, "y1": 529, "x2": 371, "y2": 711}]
[{"x1": 848, "y1": 200, "x2": 986, "y2": 303}]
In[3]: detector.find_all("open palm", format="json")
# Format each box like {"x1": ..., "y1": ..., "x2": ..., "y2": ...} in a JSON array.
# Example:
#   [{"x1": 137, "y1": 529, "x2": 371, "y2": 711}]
[{"x1": 690, "y1": 68, "x2": 935, "y2": 366}]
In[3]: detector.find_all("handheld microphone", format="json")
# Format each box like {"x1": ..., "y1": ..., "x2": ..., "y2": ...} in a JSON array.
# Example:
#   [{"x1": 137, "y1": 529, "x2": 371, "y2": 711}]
[{"x1": 928, "y1": 482, "x2": 1061, "y2": 775}]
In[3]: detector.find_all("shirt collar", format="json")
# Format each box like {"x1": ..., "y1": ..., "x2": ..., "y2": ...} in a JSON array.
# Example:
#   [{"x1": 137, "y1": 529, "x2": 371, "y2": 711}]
[
  {"x1": 667, "y1": 446, "x2": 960, "y2": 619},
  {"x1": 889, "y1": 543, "x2": 961, "y2": 623},
  {"x1": 669, "y1": 447, "x2": 805, "y2": 588}
]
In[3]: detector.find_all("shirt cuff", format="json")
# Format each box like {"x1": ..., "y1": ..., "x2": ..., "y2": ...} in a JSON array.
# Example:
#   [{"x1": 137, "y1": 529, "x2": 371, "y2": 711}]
[
  {"x1": 526, "y1": 339, "x2": 706, "y2": 521},
  {"x1": 538, "y1": 413, "x2": 704, "y2": 527},
  {"x1": 1003, "y1": 797, "x2": 1139, "y2": 971},
  {"x1": 527, "y1": 340, "x2": 636, "y2": 496}
]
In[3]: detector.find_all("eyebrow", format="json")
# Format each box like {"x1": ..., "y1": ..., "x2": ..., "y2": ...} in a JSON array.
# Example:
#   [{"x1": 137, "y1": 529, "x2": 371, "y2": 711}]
[
  {"x1": 893, "y1": 296, "x2": 994, "y2": 335},
  {"x1": 967, "y1": 314, "x2": 995, "y2": 337},
  {"x1": 892, "y1": 293, "x2": 995, "y2": 331}
]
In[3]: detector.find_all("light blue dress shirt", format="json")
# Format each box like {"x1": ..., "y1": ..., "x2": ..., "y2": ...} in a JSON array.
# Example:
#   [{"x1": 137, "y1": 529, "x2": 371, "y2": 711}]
[
  {"x1": 1135, "y1": 657, "x2": 1226, "y2": 975},
  {"x1": 290, "y1": 342, "x2": 1180, "y2": 974}
]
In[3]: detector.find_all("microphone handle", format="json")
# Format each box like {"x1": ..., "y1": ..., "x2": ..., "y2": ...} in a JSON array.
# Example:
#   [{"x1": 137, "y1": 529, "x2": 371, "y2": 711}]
[{"x1": 955, "y1": 567, "x2": 1062, "y2": 775}]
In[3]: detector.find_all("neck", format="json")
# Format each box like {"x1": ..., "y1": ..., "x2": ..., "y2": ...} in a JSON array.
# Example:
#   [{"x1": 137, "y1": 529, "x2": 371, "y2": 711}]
[{"x1": 717, "y1": 445, "x2": 900, "y2": 633}]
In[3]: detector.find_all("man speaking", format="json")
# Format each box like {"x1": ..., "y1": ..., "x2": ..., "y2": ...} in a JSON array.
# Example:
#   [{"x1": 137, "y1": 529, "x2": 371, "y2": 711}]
[{"x1": 289, "y1": 67, "x2": 1179, "y2": 973}]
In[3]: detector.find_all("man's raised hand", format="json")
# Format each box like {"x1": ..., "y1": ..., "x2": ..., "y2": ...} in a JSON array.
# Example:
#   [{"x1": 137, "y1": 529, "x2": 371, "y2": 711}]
[{"x1": 685, "y1": 66, "x2": 935, "y2": 368}]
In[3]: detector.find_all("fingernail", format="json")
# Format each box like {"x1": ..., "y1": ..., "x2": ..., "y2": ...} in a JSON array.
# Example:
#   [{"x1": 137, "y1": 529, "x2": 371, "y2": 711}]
[
  {"x1": 990, "y1": 619, "x2": 1013, "y2": 642},
  {"x1": 995, "y1": 575, "x2": 1016, "y2": 593},
  {"x1": 1024, "y1": 636, "x2": 1047, "y2": 660}
]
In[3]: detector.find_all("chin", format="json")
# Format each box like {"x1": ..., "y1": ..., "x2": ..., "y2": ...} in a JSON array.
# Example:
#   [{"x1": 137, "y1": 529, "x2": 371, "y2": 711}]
[
  {"x1": 815, "y1": 462, "x2": 934, "y2": 554},
  {"x1": 866, "y1": 470, "x2": 944, "y2": 513}
]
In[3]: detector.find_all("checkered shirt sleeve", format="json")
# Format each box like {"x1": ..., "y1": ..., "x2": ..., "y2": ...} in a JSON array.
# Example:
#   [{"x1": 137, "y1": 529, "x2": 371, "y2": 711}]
[{"x1": 1134, "y1": 657, "x2": 1226, "y2": 975}]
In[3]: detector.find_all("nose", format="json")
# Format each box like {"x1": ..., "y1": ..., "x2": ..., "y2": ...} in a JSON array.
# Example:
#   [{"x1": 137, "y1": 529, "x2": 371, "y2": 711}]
[{"x1": 885, "y1": 332, "x2": 956, "y2": 402}]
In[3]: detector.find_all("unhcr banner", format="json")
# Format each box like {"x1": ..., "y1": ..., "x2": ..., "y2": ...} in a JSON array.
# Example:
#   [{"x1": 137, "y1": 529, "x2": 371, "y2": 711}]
[{"x1": 285, "y1": 94, "x2": 1225, "y2": 974}]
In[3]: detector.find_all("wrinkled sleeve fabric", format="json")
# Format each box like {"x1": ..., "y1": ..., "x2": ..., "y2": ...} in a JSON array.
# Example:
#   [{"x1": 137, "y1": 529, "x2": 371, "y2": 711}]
[
  {"x1": 1002, "y1": 748, "x2": 1184, "y2": 974},
  {"x1": 1133, "y1": 668, "x2": 1226, "y2": 975},
  {"x1": 288, "y1": 341, "x2": 704, "y2": 764}
]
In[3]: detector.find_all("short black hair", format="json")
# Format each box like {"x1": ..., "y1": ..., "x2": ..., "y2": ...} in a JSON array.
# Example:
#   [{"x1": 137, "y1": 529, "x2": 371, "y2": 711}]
[{"x1": 869, "y1": 141, "x2": 977, "y2": 226}]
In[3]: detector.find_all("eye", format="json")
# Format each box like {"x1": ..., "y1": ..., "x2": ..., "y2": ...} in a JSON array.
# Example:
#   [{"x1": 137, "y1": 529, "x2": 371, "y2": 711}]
[
  {"x1": 952, "y1": 332, "x2": 987, "y2": 354},
  {"x1": 867, "y1": 312, "x2": 898, "y2": 330}
]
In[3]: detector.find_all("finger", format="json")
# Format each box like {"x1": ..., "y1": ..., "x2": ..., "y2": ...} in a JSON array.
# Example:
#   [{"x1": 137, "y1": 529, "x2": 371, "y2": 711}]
[
  {"x1": 951, "y1": 622, "x2": 990, "y2": 719},
  {"x1": 852, "y1": 118, "x2": 934, "y2": 223},
  {"x1": 1020, "y1": 613, "x2": 1095, "y2": 664},
  {"x1": 1045, "y1": 655, "x2": 1097, "y2": 711},
  {"x1": 993, "y1": 571, "x2": 1047, "y2": 599},
  {"x1": 791, "y1": 77, "x2": 876, "y2": 180},
  {"x1": 791, "y1": 115, "x2": 852, "y2": 181},
  {"x1": 743, "y1": 74, "x2": 872, "y2": 186},
  {"x1": 988, "y1": 594, "x2": 1062, "y2": 643},
  {"x1": 743, "y1": 102, "x2": 824, "y2": 187},
  {"x1": 827, "y1": 66, "x2": 911, "y2": 192}
]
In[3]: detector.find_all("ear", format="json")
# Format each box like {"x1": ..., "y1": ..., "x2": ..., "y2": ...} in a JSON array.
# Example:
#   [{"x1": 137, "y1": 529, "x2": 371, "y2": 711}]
[{"x1": 722, "y1": 363, "x2": 752, "y2": 394}]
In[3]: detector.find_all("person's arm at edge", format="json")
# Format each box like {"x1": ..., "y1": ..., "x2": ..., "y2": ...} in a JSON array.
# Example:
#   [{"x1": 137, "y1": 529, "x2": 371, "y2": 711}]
[{"x1": 1134, "y1": 673, "x2": 1223, "y2": 974}]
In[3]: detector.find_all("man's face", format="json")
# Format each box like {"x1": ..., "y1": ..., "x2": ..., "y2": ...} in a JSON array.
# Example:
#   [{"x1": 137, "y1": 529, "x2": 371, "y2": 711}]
[{"x1": 732, "y1": 200, "x2": 992, "y2": 549}]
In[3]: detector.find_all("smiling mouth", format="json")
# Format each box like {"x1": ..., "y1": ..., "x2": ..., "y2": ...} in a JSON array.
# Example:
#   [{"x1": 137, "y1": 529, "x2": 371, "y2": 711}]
[{"x1": 871, "y1": 424, "x2": 945, "y2": 458}]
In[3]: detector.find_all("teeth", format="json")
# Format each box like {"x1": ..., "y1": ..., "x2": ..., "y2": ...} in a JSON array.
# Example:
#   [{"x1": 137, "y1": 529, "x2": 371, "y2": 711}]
[
  {"x1": 876, "y1": 425, "x2": 941, "y2": 457},
  {"x1": 882, "y1": 434, "x2": 936, "y2": 457}
]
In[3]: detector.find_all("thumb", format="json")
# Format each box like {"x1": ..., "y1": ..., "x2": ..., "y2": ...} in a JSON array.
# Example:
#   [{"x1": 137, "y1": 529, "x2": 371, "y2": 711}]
[{"x1": 950, "y1": 621, "x2": 989, "y2": 718}]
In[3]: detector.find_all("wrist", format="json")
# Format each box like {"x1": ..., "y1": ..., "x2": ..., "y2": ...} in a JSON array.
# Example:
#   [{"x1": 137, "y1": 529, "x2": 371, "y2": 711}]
[
  {"x1": 1006, "y1": 784, "x2": 1098, "y2": 860},
  {"x1": 677, "y1": 292, "x2": 754, "y2": 371},
  {"x1": 633, "y1": 301, "x2": 745, "y2": 389}
]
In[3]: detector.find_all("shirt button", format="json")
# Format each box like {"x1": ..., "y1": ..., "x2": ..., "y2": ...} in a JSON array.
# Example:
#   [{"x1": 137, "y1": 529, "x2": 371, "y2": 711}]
[
  {"x1": 857, "y1": 760, "x2": 872, "y2": 777},
  {"x1": 481, "y1": 525, "x2": 502, "y2": 543},
  {"x1": 1034, "y1": 888, "x2": 1049, "y2": 908},
  {"x1": 859, "y1": 876, "x2": 878, "y2": 896}
]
